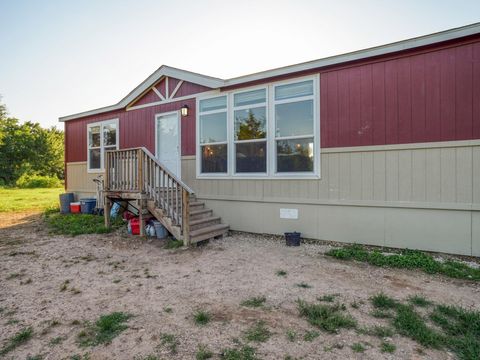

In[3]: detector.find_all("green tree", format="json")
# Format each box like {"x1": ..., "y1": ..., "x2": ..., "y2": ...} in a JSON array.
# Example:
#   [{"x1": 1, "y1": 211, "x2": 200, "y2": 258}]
[{"x1": 0, "y1": 99, "x2": 64, "y2": 185}]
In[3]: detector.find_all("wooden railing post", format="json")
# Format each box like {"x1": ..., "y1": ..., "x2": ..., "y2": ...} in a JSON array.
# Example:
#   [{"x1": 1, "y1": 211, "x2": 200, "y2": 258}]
[
  {"x1": 182, "y1": 188, "x2": 190, "y2": 246},
  {"x1": 105, "y1": 151, "x2": 110, "y2": 191},
  {"x1": 104, "y1": 151, "x2": 111, "y2": 229},
  {"x1": 138, "y1": 148, "x2": 144, "y2": 192}
]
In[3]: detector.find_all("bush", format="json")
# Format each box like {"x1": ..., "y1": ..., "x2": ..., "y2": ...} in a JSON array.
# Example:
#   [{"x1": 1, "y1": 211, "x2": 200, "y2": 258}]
[{"x1": 16, "y1": 174, "x2": 62, "y2": 188}]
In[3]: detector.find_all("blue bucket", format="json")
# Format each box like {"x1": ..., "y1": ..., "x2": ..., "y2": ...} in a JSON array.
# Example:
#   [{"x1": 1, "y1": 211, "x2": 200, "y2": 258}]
[{"x1": 80, "y1": 198, "x2": 97, "y2": 214}]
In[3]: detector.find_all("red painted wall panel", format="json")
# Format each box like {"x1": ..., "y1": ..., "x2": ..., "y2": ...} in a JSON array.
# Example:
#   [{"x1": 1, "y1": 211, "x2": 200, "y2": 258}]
[
  {"x1": 65, "y1": 98, "x2": 197, "y2": 163},
  {"x1": 320, "y1": 40, "x2": 480, "y2": 147},
  {"x1": 66, "y1": 37, "x2": 480, "y2": 167}
]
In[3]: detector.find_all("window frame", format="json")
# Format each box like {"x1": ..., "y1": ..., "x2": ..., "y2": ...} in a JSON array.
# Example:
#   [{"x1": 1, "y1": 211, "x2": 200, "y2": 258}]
[
  {"x1": 232, "y1": 87, "x2": 268, "y2": 177},
  {"x1": 271, "y1": 79, "x2": 317, "y2": 177},
  {"x1": 195, "y1": 74, "x2": 320, "y2": 179},
  {"x1": 197, "y1": 95, "x2": 229, "y2": 176},
  {"x1": 87, "y1": 118, "x2": 119, "y2": 173}
]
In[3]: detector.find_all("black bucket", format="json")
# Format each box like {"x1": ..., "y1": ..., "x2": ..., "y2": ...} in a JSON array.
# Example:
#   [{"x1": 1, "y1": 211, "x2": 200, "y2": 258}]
[{"x1": 285, "y1": 232, "x2": 301, "y2": 246}]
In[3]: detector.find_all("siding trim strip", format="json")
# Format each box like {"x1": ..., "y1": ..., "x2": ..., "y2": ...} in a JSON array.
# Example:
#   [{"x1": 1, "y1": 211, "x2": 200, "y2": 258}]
[
  {"x1": 196, "y1": 194, "x2": 480, "y2": 211},
  {"x1": 322, "y1": 139, "x2": 480, "y2": 153}
]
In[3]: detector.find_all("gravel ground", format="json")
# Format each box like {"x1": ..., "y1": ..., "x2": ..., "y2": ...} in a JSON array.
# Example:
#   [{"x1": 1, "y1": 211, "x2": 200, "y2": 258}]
[{"x1": 0, "y1": 212, "x2": 479, "y2": 360}]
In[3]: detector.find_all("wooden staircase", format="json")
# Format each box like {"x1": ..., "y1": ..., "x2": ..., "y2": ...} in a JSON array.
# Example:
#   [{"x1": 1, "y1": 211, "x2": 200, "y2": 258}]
[{"x1": 103, "y1": 147, "x2": 229, "y2": 246}]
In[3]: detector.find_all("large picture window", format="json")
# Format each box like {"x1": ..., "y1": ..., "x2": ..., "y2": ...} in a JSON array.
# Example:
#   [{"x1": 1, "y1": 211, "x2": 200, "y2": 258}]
[
  {"x1": 196, "y1": 76, "x2": 318, "y2": 178},
  {"x1": 199, "y1": 96, "x2": 228, "y2": 173},
  {"x1": 87, "y1": 119, "x2": 118, "y2": 171}
]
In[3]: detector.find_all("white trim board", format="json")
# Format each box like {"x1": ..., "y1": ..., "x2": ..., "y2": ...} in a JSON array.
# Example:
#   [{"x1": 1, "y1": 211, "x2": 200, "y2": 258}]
[{"x1": 59, "y1": 22, "x2": 480, "y2": 122}]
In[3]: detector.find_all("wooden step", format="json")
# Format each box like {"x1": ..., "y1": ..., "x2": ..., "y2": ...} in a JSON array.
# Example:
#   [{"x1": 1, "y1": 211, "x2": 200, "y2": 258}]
[
  {"x1": 189, "y1": 216, "x2": 221, "y2": 231},
  {"x1": 189, "y1": 201, "x2": 205, "y2": 210},
  {"x1": 190, "y1": 208, "x2": 212, "y2": 220},
  {"x1": 189, "y1": 223, "x2": 229, "y2": 243}
]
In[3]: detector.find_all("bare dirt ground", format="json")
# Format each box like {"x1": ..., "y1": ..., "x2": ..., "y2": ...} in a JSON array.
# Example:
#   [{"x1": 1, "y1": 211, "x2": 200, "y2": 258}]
[{"x1": 0, "y1": 212, "x2": 479, "y2": 360}]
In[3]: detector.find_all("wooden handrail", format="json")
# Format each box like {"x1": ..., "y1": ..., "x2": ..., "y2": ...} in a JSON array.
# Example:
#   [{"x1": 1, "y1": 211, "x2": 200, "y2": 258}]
[{"x1": 104, "y1": 147, "x2": 194, "y2": 242}]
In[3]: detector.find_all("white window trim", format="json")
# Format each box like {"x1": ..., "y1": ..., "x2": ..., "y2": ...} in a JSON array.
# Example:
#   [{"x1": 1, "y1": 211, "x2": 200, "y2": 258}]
[
  {"x1": 196, "y1": 75, "x2": 320, "y2": 180},
  {"x1": 87, "y1": 118, "x2": 119, "y2": 173}
]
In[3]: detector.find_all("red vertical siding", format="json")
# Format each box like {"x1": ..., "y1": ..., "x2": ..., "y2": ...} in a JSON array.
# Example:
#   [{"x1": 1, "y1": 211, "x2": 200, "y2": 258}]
[
  {"x1": 320, "y1": 40, "x2": 480, "y2": 147},
  {"x1": 474, "y1": 42, "x2": 480, "y2": 139}
]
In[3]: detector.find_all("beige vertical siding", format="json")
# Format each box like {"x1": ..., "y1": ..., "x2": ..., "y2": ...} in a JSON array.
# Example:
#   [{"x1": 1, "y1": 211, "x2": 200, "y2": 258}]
[{"x1": 67, "y1": 141, "x2": 480, "y2": 256}]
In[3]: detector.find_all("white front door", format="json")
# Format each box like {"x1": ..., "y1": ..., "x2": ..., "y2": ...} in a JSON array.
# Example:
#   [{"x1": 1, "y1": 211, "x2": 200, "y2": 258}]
[{"x1": 156, "y1": 112, "x2": 180, "y2": 178}]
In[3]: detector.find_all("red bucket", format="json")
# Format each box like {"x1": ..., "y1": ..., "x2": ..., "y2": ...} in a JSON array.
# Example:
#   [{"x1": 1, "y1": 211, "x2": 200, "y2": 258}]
[{"x1": 70, "y1": 202, "x2": 81, "y2": 214}]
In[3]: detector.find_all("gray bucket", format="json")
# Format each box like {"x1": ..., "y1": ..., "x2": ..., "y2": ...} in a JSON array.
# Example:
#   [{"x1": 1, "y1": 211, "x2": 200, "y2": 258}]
[
  {"x1": 59, "y1": 193, "x2": 74, "y2": 214},
  {"x1": 152, "y1": 220, "x2": 168, "y2": 239}
]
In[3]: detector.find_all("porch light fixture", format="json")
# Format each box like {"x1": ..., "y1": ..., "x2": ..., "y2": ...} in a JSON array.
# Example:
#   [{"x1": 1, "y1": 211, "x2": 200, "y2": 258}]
[{"x1": 181, "y1": 105, "x2": 189, "y2": 117}]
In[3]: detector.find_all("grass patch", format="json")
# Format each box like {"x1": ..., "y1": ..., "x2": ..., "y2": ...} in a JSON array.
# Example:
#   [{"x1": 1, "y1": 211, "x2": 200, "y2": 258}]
[
  {"x1": 77, "y1": 312, "x2": 132, "y2": 347},
  {"x1": 49, "y1": 336, "x2": 65, "y2": 346},
  {"x1": 241, "y1": 296, "x2": 266, "y2": 308},
  {"x1": 359, "y1": 325, "x2": 394, "y2": 338},
  {"x1": 276, "y1": 270, "x2": 287, "y2": 277},
  {"x1": 408, "y1": 294, "x2": 433, "y2": 307},
  {"x1": 317, "y1": 294, "x2": 337, "y2": 302},
  {"x1": 164, "y1": 238, "x2": 184, "y2": 249},
  {"x1": 159, "y1": 333, "x2": 178, "y2": 354},
  {"x1": 244, "y1": 321, "x2": 271, "y2": 343},
  {"x1": 370, "y1": 309, "x2": 394, "y2": 319},
  {"x1": 193, "y1": 310, "x2": 211, "y2": 326},
  {"x1": 325, "y1": 244, "x2": 480, "y2": 281},
  {"x1": 295, "y1": 282, "x2": 312, "y2": 289},
  {"x1": 0, "y1": 326, "x2": 34, "y2": 356},
  {"x1": 196, "y1": 345, "x2": 213, "y2": 360},
  {"x1": 371, "y1": 292, "x2": 397, "y2": 309},
  {"x1": 430, "y1": 304, "x2": 480, "y2": 359},
  {"x1": 45, "y1": 212, "x2": 122, "y2": 237},
  {"x1": 351, "y1": 342, "x2": 366, "y2": 353},
  {"x1": 221, "y1": 345, "x2": 258, "y2": 360},
  {"x1": 164, "y1": 307, "x2": 173, "y2": 313},
  {"x1": 286, "y1": 329, "x2": 296, "y2": 342},
  {"x1": 303, "y1": 330, "x2": 320, "y2": 341},
  {"x1": 297, "y1": 300, "x2": 356, "y2": 333},
  {"x1": 0, "y1": 187, "x2": 63, "y2": 212},
  {"x1": 393, "y1": 304, "x2": 444, "y2": 348},
  {"x1": 381, "y1": 341, "x2": 396, "y2": 353}
]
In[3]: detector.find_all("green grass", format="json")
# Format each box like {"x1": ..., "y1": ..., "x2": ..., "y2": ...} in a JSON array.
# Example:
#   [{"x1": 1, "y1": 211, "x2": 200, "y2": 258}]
[
  {"x1": 0, "y1": 326, "x2": 34, "y2": 356},
  {"x1": 196, "y1": 345, "x2": 213, "y2": 360},
  {"x1": 351, "y1": 342, "x2": 366, "y2": 353},
  {"x1": 241, "y1": 296, "x2": 266, "y2": 308},
  {"x1": 276, "y1": 270, "x2": 287, "y2": 277},
  {"x1": 295, "y1": 282, "x2": 312, "y2": 289},
  {"x1": 193, "y1": 310, "x2": 211, "y2": 326},
  {"x1": 244, "y1": 321, "x2": 271, "y2": 342},
  {"x1": 303, "y1": 330, "x2": 320, "y2": 341},
  {"x1": 297, "y1": 300, "x2": 357, "y2": 333},
  {"x1": 286, "y1": 329, "x2": 296, "y2": 342},
  {"x1": 408, "y1": 294, "x2": 433, "y2": 307},
  {"x1": 45, "y1": 212, "x2": 122, "y2": 236},
  {"x1": 164, "y1": 239, "x2": 184, "y2": 249},
  {"x1": 0, "y1": 187, "x2": 63, "y2": 212},
  {"x1": 380, "y1": 341, "x2": 396, "y2": 353},
  {"x1": 393, "y1": 304, "x2": 444, "y2": 348},
  {"x1": 429, "y1": 304, "x2": 480, "y2": 360},
  {"x1": 370, "y1": 309, "x2": 394, "y2": 319},
  {"x1": 77, "y1": 312, "x2": 132, "y2": 347},
  {"x1": 359, "y1": 325, "x2": 394, "y2": 338},
  {"x1": 221, "y1": 345, "x2": 258, "y2": 360},
  {"x1": 317, "y1": 294, "x2": 337, "y2": 302},
  {"x1": 326, "y1": 244, "x2": 480, "y2": 281},
  {"x1": 159, "y1": 333, "x2": 178, "y2": 354},
  {"x1": 371, "y1": 293, "x2": 398, "y2": 309}
]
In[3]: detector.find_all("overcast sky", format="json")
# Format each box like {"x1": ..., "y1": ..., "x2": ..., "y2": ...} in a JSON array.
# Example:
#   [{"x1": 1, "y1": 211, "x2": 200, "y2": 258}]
[{"x1": 0, "y1": 0, "x2": 479, "y2": 129}]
